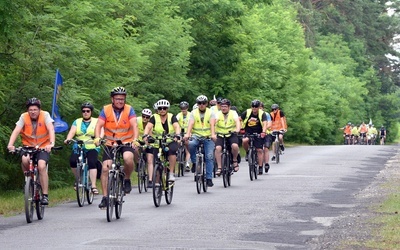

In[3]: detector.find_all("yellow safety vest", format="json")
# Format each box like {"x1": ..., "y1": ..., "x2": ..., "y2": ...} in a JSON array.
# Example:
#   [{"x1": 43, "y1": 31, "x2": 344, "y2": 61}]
[
  {"x1": 192, "y1": 108, "x2": 212, "y2": 137},
  {"x1": 242, "y1": 109, "x2": 264, "y2": 129},
  {"x1": 75, "y1": 118, "x2": 98, "y2": 149},
  {"x1": 215, "y1": 110, "x2": 236, "y2": 135},
  {"x1": 153, "y1": 113, "x2": 174, "y2": 137}
]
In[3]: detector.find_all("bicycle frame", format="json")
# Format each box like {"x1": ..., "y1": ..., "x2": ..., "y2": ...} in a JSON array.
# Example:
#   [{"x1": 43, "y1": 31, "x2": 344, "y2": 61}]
[
  {"x1": 271, "y1": 130, "x2": 284, "y2": 164},
  {"x1": 217, "y1": 133, "x2": 234, "y2": 188},
  {"x1": 245, "y1": 133, "x2": 259, "y2": 181},
  {"x1": 193, "y1": 137, "x2": 208, "y2": 194}
]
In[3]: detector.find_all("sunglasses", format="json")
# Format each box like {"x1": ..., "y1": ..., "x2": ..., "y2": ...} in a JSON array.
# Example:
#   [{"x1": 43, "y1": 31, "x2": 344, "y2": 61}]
[
  {"x1": 142, "y1": 115, "x2": 150, "y2": 119},
  {"x1": 82, "y1": 110, "x2": 91, "y2": 113},
  {"x1": 197, "y1": 101, "x2": 207, "y2": 105},
  {"x1": 158, "y1": 107, "x2": 168, "y2": 111},
  {"x1": 271, "y1": 108, "x2": 277, "y2": 111},
  {"x1": 251, "y1": 105, "x2": 260, "y2": 108}
]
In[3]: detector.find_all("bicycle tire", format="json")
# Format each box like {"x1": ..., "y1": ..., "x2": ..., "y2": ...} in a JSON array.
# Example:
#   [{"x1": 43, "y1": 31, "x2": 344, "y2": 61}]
[
  {"x1": 274, "y1": 141, "x2": 280, "y2": 164},
  {"x1": 202, "y1": 159, "x2": 207, "y2": 193},
  {"x1": 165, "y1": 178, "x2": 174, "y2": 204},
  {"x1": 152, "y1": 164, "x2": 162, "y2": 207},
  {"x1": 76, "y1": 165, "x2": 85, "y2": 207},
  {"x1": 106, "y1": 172, "x2": 116, "y2": 222},
  {"x1": 177, "y1": 147, "x2": 185, "y2": 177},
  {"x1": 222, "y1": 153, "x2": 228, "y2": 188},
  {"x1": 226, "y1": 154, "x2": 232, "y2": 186},
  {"x1": 195, "y1": 156, "x2": 202, "y2": 194},
  {"x1": 137, "y1": 158, "x2": 146, "y2": 193},
  {"x1": 115, "y1": 173, "x2": 124, "y2": 219},
  {"x1": 35, "y1": 182, "x2": 45, "y2": 220},
  {"x1": 24, "y1": 176, "x2": 34, "y2": 223},
  {"x1": 252, "y1": 150, "x2": 258, "y2": 180},
  {"x1": 248, "y1": 148, "x2": 254, "y2": 181}
]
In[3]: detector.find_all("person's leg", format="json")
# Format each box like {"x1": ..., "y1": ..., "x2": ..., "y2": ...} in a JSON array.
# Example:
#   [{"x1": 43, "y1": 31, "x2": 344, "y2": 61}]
[{"x1": 86, "y1": 150, "x2": 99, "y2": 192}]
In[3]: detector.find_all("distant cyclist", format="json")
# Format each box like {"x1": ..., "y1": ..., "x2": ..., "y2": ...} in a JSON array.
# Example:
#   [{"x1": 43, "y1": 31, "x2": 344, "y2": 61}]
[
  {"x1": 176, "y1": 101, "x2": 191, "y2": 171},
  {"x1": 340, "y1": 122, "x2": 352, "y2": 145},
  {"x1": 213, "y1": 99, "x2": 241, "y2": 175},
  {"x1": 358, "y1": 122, "x2": 368, "y2": 144},
  {"x1": 270, "y1": 104, "x2": 287, "y2": 161},
  {"x1": 380, "y1": 126, "x2": 386, "y2": 145}
]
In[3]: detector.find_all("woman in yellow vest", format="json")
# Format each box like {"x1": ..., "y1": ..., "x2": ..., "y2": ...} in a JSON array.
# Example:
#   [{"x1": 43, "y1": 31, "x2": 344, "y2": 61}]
[
  {"x1": 212, "y1": 99, "x2": 241, "y2": 175},
  {"x1": 64, "y1": 103, "x2": 101, "y2": 194},
  {"x1": 143, "y1": 99, "x2": 181, "y2": 187}
]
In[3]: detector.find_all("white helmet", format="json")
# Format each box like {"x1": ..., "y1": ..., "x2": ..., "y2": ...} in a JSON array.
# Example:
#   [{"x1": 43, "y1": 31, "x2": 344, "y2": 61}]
[
  {"x1": 141, "y1": 108, "x2": 152, "y2": 116},
  {"x1": 196, "y1": 95, "x2": 208, "y2": 102},
  {"x1": 192, "y1": 103, "x2": 198, "y2": 110},
  {"x1": 155, "y1": 99, "x2": 170, "y2": 108}
]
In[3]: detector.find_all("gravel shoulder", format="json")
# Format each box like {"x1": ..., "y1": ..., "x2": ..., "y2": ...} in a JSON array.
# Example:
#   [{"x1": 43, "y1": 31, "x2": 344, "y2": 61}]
[{"x1": 308, "y1": 146, "x2": 400, "y2": 249}]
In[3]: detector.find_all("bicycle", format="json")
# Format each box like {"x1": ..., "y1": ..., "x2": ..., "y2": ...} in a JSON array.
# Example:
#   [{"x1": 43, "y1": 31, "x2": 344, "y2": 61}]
[
  {"x1": 245, "y1": 133, "x2": 260, "y2": 181},
  {"x1": 136, "y1": 140, "x2": 149, "y2": 194},
  {"x1": 176, "y1": 133, "x2": 186, "y2": 177},
  {"x1": 271, "y1": 130, "x2": 285, "y2": 164},
  {"x1": 217, "y1": 132, "x2": 235, "y2": 188},
  {"x1": 12, "y1": 146, "x2": 62, "y2": 223},
  {"x1": 100, "y1": 140, "x2": 130, "y2": 222},
  {"x1": 67, "y1": 139, "x2": 95, "y2": 207},
  {"x1": 191, "y1": 136, "x2": 209, "y2": 194},
  {"x1": 147, "y1": 134, "x2": 175, "y2": 207}
]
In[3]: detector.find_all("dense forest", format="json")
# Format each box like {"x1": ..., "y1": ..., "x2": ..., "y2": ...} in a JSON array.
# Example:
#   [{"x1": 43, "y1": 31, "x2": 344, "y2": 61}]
[{"x1": 1, "y1": 0, "x2": 399, "y2": 189}]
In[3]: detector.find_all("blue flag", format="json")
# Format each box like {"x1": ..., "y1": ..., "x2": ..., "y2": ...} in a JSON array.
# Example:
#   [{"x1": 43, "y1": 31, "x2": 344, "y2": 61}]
[{"x1": 51, "y1": 69, "x2": 69, "y2": 133}]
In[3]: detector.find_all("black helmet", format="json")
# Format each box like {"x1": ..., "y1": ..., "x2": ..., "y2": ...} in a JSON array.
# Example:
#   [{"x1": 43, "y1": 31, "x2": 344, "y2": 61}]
[
  {"x1": 26, "y1": 97, "x2": 41, "y2": 109},
  {"x1": 179, "y1": 101, "x2": 189, "y2": 109},
  {"x1": 216, "y1": 97, "x2": 223, "y2": 104},
  {"x1": 81, "y1": 102, "x2": 94, "y2": 111},
  {"x1": 271, "y1": 104, "x2": 279, "y2": 110},
  {"x1": 220, "y1": 99, "x2": 231, "y2": 106},
  {"x1": 251, "y1": 99, "x2": 261, "y2": 107},
  {"x1": 110, "y1": 86, "x2": 127, "y2": 97}
]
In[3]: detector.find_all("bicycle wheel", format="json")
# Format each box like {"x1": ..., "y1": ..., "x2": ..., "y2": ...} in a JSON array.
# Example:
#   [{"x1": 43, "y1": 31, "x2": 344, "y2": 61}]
[
  {"x1": 106, "y1": 172, "x2": 116, "y2": 222},
  {"x1": 274, "y1": 141, "x2": 280, "y2": 164},
  {"x1": 76, "y1": 165, "x2": 85, "y2": 207},
  {"x1": 226, "y1": 155, "x2": 232, "y2": 186},
  {"x1": 35, "y1": 182, "x2": 45, "y2": 220},
  {"x1": 165, "y1": 174, "x2": 174, "y2": 204},
  {"x1": 248, "y1": 148, "x2": 255, "y2": 181},
  {"x1": 137, "y1": 158, "x2": 146, "y2": 193},
  {"x1": 222, "y1": 153, "x2": 228, "y2": 188},
  {"x1": 115, "y1": 173, "x2": 124, "y2": 219},
  {"x1": 177, "y1": 147, "x2": 185, "y2": 177},
  {"x1": 252, "y1": 150, "x2": 258, "y2": 180},
  {"x1": 24, "y1": 176, "x2": 34, "y2": 223},
  {"x1": 202, "y1": 159, "x2": 207, "y2": 193},
  {"x1": 195, "y1": 156, "x2": 202, "y2": 194},
  {"x1": 152, "y1": 164, "x2": 162, "y2": 207}
]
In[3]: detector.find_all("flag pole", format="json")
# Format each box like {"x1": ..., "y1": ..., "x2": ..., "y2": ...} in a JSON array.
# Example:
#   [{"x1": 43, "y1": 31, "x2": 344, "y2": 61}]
[{"x1": 51, "y1": 69, "x2": 59, "y2": 119}]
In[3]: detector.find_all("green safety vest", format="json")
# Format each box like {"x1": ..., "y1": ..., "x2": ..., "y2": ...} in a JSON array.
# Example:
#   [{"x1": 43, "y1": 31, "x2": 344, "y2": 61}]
[{"x1": 75, "y1": 118, "x2": 97, "y2": 149}]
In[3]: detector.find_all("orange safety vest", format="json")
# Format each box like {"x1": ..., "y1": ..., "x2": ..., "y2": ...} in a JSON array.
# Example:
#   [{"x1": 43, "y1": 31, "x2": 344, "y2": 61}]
[
  {"x1": 21, "y1": 111, "x2": 50, "y2": 148},
  {"x1": 270, "y1": 109, "x2": 285, "y2": 131},
  {"x1": 103, "y1": 104, "x2": 134, "y2": 146},
  {"x1": 359, "y1": 125, "x2": 368, "y2": 133},
  {"x1": 343, "y1": 125, "x2": 351, "y2": 135}
]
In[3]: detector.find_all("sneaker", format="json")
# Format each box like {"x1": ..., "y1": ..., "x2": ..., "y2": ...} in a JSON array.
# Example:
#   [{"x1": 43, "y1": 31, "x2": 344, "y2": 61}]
[
  {"x1": 271, "y1": 155, "x2": 276, "y2": 161},
  {"x1": 206, "y1": 179, "x2": 214, "y2": 187},
  {"x1": 147, "y1": 181, "x2": 153, "y2": 188},
  {"x1": 124, "y1": 179, "x2": 132, "y2": 194},
  {"x1": 98, "y1": 196, "x2": 107, "y2": 209},
  {"x1": 41, "y1": 196, "x2": 49, "y2": 205},
  {"x1": 245, "y1": 150, "x2": 249, "y2": 162},
  {"x1": 191, "y1": 163, "x2": 196, "y2": 173},
  {"x1": 169, "y1": 173, "x2": 176, "y2": 182},
  {"x1": 258, "y1": 166, "x2": 263, "y2": 175},
  {"x1": 185, "y1": 162, "x2": 191, "y2": 172},
  {"x1": 264, "y1": 163, "x2": 270, "y2": 173},
  {"x1": 280, "y1": 144, "x2": 285, "y2": 152}
]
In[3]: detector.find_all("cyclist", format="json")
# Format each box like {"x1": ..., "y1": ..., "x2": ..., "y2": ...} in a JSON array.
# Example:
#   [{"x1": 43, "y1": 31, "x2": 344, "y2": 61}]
[
  {"x1": 64, "y1": 102, "x2": 101, "y2": 194},
  {"x1": 351, "y1": 124, "x2": 359, "y2": 145},
  {"x1": 143, "y1": 99, "x2": 181, "y2": 186},
  {"x1": 259, "y1": 102, "x2": 272, "y2": 174},
  {"x1": 213, "y1": 99, "x2": 241, "y2": 175},
  {"x1": 358, "y1": 122, "x2": 368, "y2": 144},
  {"x1": 94, "y1": 87, "x2": 139, "y2": 209},
  {"x1": 176, "y1": 101, "x2": 192, "y2": 171},
  {"x1": 184, "y1": 95, "x2": 216, "y2": 187},
  {"x1": 7, "y1": 97, "x2": 55, "y2": 205},
  {"x1": 340, "y1": 122, "x2": 352, "y2": 145},
  {"x1": 367, "y1": 124, "x2": 378, "y2": 145},
  {"x1": 380, "y1": 125, "x2": 386, "y2": 145},
  {"x1": 210, "y1": 96, "x2": 223, "y2": 112},
  {"x1": 270, "y1": 103, "x2": 287, "y2": 161},
  {"x1": 240, "y1": 100, "x2": 268, "y2": 174}
]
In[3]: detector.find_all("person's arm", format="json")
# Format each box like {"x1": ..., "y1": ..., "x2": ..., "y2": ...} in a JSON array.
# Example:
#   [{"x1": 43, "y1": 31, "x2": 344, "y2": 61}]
[
  {"x1": 64, "y1": 123, "x2": 77, "y2": 143},
  {"x1": 130, "y1": 117, "x2": 139, "y2": 141},
  {"x1": 7, "y1": 125, "x2": 23, "y2": 151},
  {"x1": 45, "y1": 121, "x2": 56, "y2": 152}
]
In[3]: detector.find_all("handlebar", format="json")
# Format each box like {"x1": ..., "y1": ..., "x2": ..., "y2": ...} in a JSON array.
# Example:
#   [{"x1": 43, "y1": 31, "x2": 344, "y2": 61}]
[{"x1": 10, "y1": 146, "x2": 63, "y2": 156}]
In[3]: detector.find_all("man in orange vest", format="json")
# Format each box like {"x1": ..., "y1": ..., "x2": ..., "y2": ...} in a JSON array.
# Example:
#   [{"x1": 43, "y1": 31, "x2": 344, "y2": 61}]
[
  {"x1": 339, "y1": 122, "x2": 352, "y2": 145},
  {"x1": 8, "y1": 97, "x2": 56, "y2": 205},
  {"x1": 94, "y1": 87, "x2": 139, "y2": 210},
  {"x1": 270, "y1": 104, "x2": 287, "y2": 161}
]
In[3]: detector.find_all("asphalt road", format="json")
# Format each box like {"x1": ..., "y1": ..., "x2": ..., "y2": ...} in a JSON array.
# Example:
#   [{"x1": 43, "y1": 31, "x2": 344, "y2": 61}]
[{"x1": 0, "y1": 144, "x2": 398, "y2": 250}]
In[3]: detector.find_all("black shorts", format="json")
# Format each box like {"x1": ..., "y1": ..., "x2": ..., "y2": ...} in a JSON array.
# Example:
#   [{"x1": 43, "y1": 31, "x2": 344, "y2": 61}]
[
  {"x1": 215, "y1": 134, "x2": 239, "y2": 147},
  {"x1": 37, "y1": 151, "x2": 50, "y2": 163},
  {"x1": 102, "y1": 146, "x2": 135, "y2": 161},
  {"x1": 264, "y1": 134, "x2": 273, "y2": 148}
]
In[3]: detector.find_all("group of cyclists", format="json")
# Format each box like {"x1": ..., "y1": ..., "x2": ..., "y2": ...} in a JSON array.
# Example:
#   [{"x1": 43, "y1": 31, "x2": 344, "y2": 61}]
[
  {"x1": 7, "y1": 86, "x2": 288, "y2": 210},
  {"x1": 340, "y1": 122, "x2": 387, "y2": 145}
]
